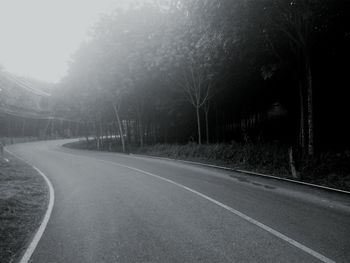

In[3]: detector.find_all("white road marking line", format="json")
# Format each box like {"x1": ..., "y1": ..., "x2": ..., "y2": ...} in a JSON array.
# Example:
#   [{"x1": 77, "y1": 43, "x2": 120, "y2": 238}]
[
  {"x1": 4, "y1": 148, "x2": 55, "y2": 263},
  {"x1": 12, "y1": 146, "x2": 335, "y2": 263},
  {"x1": 59, "y1": 149, "x2": 337, "y2": 262},
  {"x1": 96, "y1": 158, "x2": 335, "y2": 263},
  {"x1": 129, "y1": 153, "x2": 350, "y2": 195},
  {"x1": 3, "y1": 157, "x2": 9, "y2": 162}
]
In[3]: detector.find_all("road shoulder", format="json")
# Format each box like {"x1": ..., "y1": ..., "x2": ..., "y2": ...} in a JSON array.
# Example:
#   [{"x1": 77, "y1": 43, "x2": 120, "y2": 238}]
[{"x1": 0, "y1": 152, "x2": 49, "y2": 263}]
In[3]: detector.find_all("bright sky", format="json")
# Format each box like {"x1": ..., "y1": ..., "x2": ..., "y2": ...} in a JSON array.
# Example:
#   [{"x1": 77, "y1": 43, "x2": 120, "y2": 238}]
[{"x1": 0, "y1": 0, "x2": 118, "y2": 83}]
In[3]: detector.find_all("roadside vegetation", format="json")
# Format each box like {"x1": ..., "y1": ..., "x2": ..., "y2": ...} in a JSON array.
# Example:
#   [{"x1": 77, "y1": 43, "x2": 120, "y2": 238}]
[
  {"x1": 0, "y1": 155, "x2": 48, "y2": 263},
  {"x1": 1, "y1": 1, "x2": 349, "y2": 192},
  {"x1": 65, "y1": 139, "x2": 350, "y2": 191},
  {"x1": 55, "y1": 0, "x2": 349, "y2": 190}
]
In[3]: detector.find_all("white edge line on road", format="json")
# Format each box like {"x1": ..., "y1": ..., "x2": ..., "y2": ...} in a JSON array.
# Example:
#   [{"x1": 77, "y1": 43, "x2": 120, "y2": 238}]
[
  {"x1": 128, "y1": 153, "x2": 350, "y2": 195},
  {"x1": 4, "y1": 148, "x2": 55, "y2": 263},
  {"x1": 96, "y1": 158, "x2": 335, "y2": 263},
  {"x1": 40, "y1": 147, "x2": 336, "y2": 263},
  {"x1": 59, "y1": 149, "x2": 337, "y2": 262}
]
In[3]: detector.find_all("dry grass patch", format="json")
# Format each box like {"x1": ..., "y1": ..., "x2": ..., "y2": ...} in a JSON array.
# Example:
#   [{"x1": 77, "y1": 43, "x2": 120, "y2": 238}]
[{"x1": 0, "y1": 155, "x2": 48, "y2": 263}]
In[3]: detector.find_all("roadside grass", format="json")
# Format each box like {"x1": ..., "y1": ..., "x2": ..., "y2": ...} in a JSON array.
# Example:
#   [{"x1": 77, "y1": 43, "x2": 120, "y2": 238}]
[
  {"x1": 136, "y1": 142, "x2": 291, "y2": 175},
  {"x1": 0, "y1": 154, "x2": 48, "y2": 263},
  {"x1": 137, "y1": 143, "x2": 350, "y2": 191},
  {"x1": 64, "y1": 139, "x2": 350, "y2": 191}
]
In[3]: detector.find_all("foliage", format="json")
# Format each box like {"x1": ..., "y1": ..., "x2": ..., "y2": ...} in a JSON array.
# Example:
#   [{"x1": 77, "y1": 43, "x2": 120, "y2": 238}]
[
  {"x1": 52, "y1": 0, "x2": 349, "y2": 154},
  {"x1": 65, "y1": 139, "x2": 350, "y2": 191}
]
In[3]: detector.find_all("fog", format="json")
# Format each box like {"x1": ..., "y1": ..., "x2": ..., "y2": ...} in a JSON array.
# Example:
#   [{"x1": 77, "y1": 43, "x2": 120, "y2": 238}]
[
  {"x1": 1, "y1": 1, "x2": 350, "y2": 263},
  {"x1": 1, "y1": 0, "x2": 349, "y2": 154},
  {"x1": 0, "y1": 0, "x2": 118, "y2": 82}
]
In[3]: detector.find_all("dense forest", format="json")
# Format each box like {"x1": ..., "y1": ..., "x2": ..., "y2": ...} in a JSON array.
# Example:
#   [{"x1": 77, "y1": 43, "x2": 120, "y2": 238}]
[
  {"x1": 53, "y1": 0, "x2": 350, "y2": 153},
  {"x1": 1, "y1": 0, "x2": 350, "y2": 185}
]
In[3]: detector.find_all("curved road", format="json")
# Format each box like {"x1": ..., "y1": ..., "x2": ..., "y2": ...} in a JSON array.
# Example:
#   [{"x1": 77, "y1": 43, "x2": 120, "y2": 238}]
[{"x1": 7, "y1": 140, "x2": 350, "y2": 262}]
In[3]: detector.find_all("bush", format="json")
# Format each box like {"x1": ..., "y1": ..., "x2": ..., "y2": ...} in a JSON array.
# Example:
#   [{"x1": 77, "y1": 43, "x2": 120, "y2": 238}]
[{"x1": 136, "y1": 142, "x2": 291, "y2": 177}]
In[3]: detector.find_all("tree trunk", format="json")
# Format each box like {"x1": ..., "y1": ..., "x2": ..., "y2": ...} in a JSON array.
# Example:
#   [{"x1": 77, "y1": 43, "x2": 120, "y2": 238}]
[
  {"x1": 113, "y1": 122, "x2": 119, "y2": 144},
  {"x1": 125, "y1": 120, "x2": 130, "y2": 145},
  {"x1": 51, "y1": 119, "x2": 54, "y2": 138},
  {"x1": 215, "y1": 107, "x2": 219, "y2": 143},
  {"x1": 204, "y1": 102, "x2": 210, "y2": 144},
  {"x1": 306, "y1": 58, "x2": 314, "y2": 156},
  {"x1": 113, "y1": 103, "x2": 126, "y2": 153},
  {"x1": 205, "y1": 111, "x2": 209, "y2": 144},
  {"x1": 84, "y1": 121, "x2": 89, "y2": 148},
  {"x1": 152, "y1": 114, "x2": 157, "y2": 144},
  {"x1": 299, "y1": 80, "x2": 306, "y2": 152},
  {"x1": 196, "y1": 106, "x2": 202, "y2": 145},
  {"x1": 108, "y1": 126, "x2": 112, "y2": 151},
  {"x1": 138, "y1": 120, "x2": 144, "y2": 148},
  {"x1": 288, "y1": 147, "x2": 299, "y2": 179},
  {"x1": 136, "y1": 110, "x2": 144, "y2": 148},
  {"x1": 93, "y1": 121, "x2": 100, "y2": 151}
]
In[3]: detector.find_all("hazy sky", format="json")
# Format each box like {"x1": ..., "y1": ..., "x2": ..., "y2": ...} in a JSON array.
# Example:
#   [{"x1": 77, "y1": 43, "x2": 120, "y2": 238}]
[{"x1": 0, "y1": 0, "x2": 118, "y2": 83}]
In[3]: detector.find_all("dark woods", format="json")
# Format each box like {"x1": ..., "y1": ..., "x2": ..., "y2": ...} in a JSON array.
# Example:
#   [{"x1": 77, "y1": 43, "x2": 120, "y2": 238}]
[{"x1": 1, "y1": 0, "x2": 349, "y2": 160}]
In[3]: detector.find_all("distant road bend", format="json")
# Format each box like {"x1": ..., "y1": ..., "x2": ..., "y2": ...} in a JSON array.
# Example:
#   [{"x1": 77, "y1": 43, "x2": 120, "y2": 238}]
[{"x1": 7, "y1": 140, "x2": 350, "y2": 263}]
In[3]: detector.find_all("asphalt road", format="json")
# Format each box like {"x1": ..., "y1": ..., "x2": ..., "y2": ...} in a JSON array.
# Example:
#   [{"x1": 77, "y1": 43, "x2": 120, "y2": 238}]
[{"x1": 7, "y1": 140, "x2": 350, "y2": 263}]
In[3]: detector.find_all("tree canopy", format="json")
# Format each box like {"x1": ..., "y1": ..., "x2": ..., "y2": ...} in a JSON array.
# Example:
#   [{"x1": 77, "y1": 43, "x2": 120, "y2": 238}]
[{"x1": 45, "y1": 0, "x2": 350, "y2": 152}]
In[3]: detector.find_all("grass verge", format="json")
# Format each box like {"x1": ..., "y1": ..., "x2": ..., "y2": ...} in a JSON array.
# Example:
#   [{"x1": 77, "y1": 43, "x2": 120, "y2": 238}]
[{"x1": 0, "y1": 153, "x2": 48, "y2": 263}]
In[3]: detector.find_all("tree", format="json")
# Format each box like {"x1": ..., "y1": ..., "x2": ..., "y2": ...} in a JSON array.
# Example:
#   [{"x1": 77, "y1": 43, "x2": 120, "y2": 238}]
[
  {"x1": 50, "y1": 0, "x2": 349, "y2": 157},
  {"x1": 262, "y1": 0, "x2": 324, "y2": 156}
]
